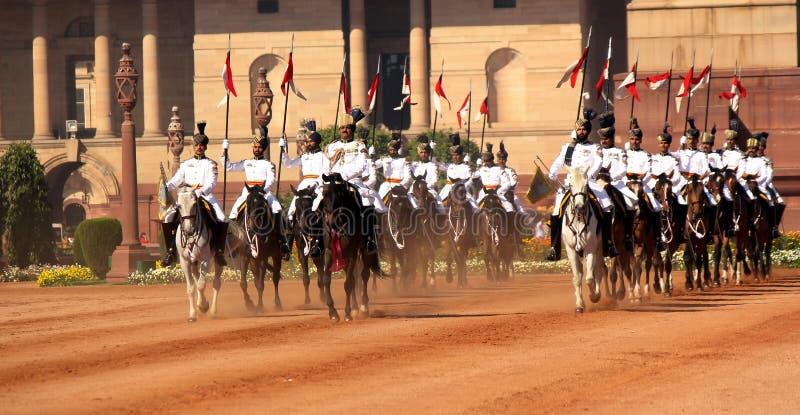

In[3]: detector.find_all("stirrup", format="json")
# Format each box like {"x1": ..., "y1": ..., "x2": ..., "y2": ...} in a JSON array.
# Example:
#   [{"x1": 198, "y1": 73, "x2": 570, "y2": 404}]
[
  {"x1": 365, "y1": 239, "x2": 378, "y2": 254},
  {"x1": 545, "y1": 247, "x2": 560, "y2": 261},
  {"x1": 656, "y1": 240, "x2": 667, "y2": 252},
  {"x1": 309, "y1": 244, "x2": 322, "y2": 258},
  {"x1": 161, "y1": 250, "x2": 175, "y2": 267}
]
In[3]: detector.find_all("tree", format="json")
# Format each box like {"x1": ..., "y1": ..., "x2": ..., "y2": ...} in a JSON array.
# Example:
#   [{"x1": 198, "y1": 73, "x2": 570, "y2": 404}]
[{"x1": 0, "y1": 143, "x2": 55, "y2": 267}]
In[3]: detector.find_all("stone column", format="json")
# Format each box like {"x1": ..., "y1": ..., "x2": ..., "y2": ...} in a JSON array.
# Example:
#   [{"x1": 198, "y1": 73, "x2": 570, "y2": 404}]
[
  {"x1": 32, "y1": 0, "x2": 53, "y2": 140},
  {"x1": 409, "y1": 0, "x2": 430, "y2": 128},
  {"x1": 349, "y1": 0, "x2": 368, "y2": 110},
  {"x1": 141, "y1": 0, "x2": 161, "y2": 138},
  {"x1": 93, "y1": 0, "x2": 114, "y2": 138},
  {"x1": 0, "y1": 93, "x2": 5, "y2": 140}
]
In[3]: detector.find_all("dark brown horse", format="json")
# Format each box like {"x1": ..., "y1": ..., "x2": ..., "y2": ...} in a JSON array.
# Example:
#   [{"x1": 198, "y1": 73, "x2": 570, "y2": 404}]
[
  {"x1": 478, "y1": 189, "x2": 512, "y2": 282},
  {"x1": 411, "y1": 175, "x2": 445, "y2": 288},
  {"x1": 683, "y1": 176, "x2": 711, "y2": 291},
  {"x1": 233, "y1": 185, "x2": 284, "y2": 312},
  {"x1": 381, "y1": 185, "x2": 416, "y2": 289},
  {"x1": 290, "y1": 185, "x2": 325, "y2": 304},
  {"x1": 445, "y1": 180, "x2": 474, "y2": 288},
  {"x1": 707, "y1": 170, "x2": 735, "y2": 286},
  {"x1": 320, "y1": 173, "x2": 372, "y2": 321},
  {"x1": 724, "y1": 173, "x2": 753, "y2": 285},
  {"x1": 601, "y1": 185, "x2": 633, "y2": 300},
  {"x1": 746, "y1": 178, "x2": 773, "y2": 281},
  {"x1": 653, "y1": 174, "x2": 679, "y2": 296},
  {"x1": 627, "y1": 176, "x2": 657, "y2": 301}
]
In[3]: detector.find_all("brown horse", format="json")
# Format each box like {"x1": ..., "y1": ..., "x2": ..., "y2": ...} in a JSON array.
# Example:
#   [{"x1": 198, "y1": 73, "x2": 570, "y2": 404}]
[
  {"x1": 478, "y1": 189, "x2": 513, "y2": 282},
  {"x1": 653, "y1": 174, "x2": 679, "y2": 296},
  {"x1": 290, "y1": 185, "x2": 325, "y2": 304},
  {"x1": 724, "y1": 173, "x2": 753, "y2": 285},
  {"x1": 683, "y1": 176, "x2": 711, "y2": 291},
  {"x1": 600, "y1": 185, "x2": 633, "y2": 300},
  {"x1": 746, "y1": 178, "x2": 773, "y2": 281},
  {"x1": 411, "y1": 175, "x2": 445, "y2": 288},
  {"x1": 627, "y1": 176, "x2": 657, "y2": 301},
  {"x1": 381, "y1": 185, "x2": 416, "y2": 289},
  {"x1": 707, "y1": 170, "x2": 735, "y2": 286},
  {"x1": 445, "y1": 181, "x2": 474, "y2": 288}
]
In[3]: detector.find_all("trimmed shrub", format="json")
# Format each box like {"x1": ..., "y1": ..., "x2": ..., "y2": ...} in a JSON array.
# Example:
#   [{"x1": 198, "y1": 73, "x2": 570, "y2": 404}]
[{"x1": 73, "y1": 218, "x2": 122, "y2": 279}]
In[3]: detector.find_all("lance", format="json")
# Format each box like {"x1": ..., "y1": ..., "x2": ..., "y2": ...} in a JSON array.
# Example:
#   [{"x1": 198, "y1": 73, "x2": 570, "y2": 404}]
[
  {"x1": 432, "y1": 58, "x2": 443, "y2": 147},
  {"x1": 222, "y1": 33, "x2": 231, "y2": 212},
  {"x1": 332, "y1": 53, "x2": 346, "y2": 142},
  {"x1": 397, "y1": 56, "x2": 409, "y2": 143},
  {"x1": 479, "y1": 79, "x2": 488, "y2": 155},
  {"x1": 575, "y1": 26, "x2": 593, "y2": 122},
  {"x1": 682, "y1": 49, "x2": 696, "y2": 140},
  {"x1": 604, "y1": 36, "x2": 612, "y2": 113},
  {"x1": 370, "y1": 55, "x2": 381, "y2": 148},
  {"x1": 735, "y1": 60, "x2": 742, "y2": 116},
  {"x1": 703, "y1": 48, "x2": 714, "y2": 132},
  {"x1": 629, "y1": 47, "x2": 639, "y2": 121},
  {"x1": 466, "y1": 80, "x2": 473, "y2": 163},
  {"x1": 664, "y1": 50, "x2": 674, "y2": 126},
  {"x1": 275, "y1": 34, "x2": 294, "y2": 198}
]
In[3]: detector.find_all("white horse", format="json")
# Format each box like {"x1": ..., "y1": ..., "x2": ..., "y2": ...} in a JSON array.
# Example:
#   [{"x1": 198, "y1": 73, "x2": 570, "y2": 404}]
[
  {"x1": 175, "y1": 186, "x2": 224, "y2": 322},
  {"x1": 562, "y1": 166, "x2": 603, "y2": 312}
]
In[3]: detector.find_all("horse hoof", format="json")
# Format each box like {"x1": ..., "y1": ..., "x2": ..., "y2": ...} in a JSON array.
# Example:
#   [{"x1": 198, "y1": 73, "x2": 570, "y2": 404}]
[
  {"x1": 275, "y1": 304, "x2": 283, "y2": 312},
  {"x1": 187, "y1": 317, "x2": 197, "y2": 323},
  {"x1": 664, "y1": 291, "x2": 671, "y2": 297},
  {"x1": 712, "y1": 281, "x2": 721, "y2": 288},
  {"x1": 304, "y1": 298, "x2": 311, "y2": 305},
  {"x1": 345, "y1": 315, "x2": 353, "y2": 322},
  {"x1": 575, "y1": 306, "x2": 584, "y2": 314},
  {"x1": 198, "y1": 302, "x2": 209, "y2": 313},
  {"x1": 330, "y1": 314, "x2": 340, "y2": 322},
  {"x1": 589, "y1": 292, "x2": 601, "y2": 304}
]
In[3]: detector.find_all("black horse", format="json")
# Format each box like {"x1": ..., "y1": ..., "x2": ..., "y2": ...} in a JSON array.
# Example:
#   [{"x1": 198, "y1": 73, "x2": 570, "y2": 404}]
[
  {"x1": 290, "y1": 185, "x2": 325, "y2": 305},
  {"x1": 445, "y1": 180, "x2": 475, "y2": 288},
  {"x1": 478, "y1": 189, "x2": 512, "y2": 282},
  {"x1": 320, "y1": 173, "x2": 372, "y2": 321},
  {"x1": 232, "y1": 185, "x2": 284, "y2": 312},
  {"x1": 410, "y1": 175, "x2": 446, "y2": 288},
  {"x1": 381, "y1": 185, "x2": 416, "y2": 289}
]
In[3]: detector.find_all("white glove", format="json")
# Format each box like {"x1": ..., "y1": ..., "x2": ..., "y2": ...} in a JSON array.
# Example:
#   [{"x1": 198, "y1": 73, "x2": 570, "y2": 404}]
[
  {"x1": 464, "y1": 154, "x2": 471, "y2": 163},
  {"x1": 476, "y1": 158, "x2": 483, "y2": 167},
  {"x1": 549, "y1": 172, "x2": 558, "y2": 181},
  {"x1": 624, "y1": 142, "x2": 631, "y2": 151},
  {"x1": 222, "y1": 139, "x2": 229, "y2": 151},
  {"x1": 278, "y1": 137, "x2": 286, "y2": 148},
  {"x1": 368, "y1": 146, "x2": 375, "y2": 156},
  {"x1": 429, "y1": 141, "x2": 436, "y2": 150},
  {"x1": 680, "y1": 135, "x2": 687, "y2": 146},
  {"x1": 571, "y1": 130, "x2": 577, "y2": 140}
]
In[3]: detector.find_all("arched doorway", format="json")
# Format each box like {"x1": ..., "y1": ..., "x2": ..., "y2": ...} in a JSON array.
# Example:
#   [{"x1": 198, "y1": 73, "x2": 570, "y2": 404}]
[
  {"x1": 63, "y1": 203, "x2": 86, "y2": 236},
  {"x1": 486, "y1": 48, "x2": 526, "y2": 125}
]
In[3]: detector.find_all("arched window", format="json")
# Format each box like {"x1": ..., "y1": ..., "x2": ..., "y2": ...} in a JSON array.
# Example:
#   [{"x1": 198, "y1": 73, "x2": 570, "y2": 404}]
[
  {"x1": 65, "y1": 16, "x2": 94, "y2": 38},
  {"x1": 485, "y1": 48, "x2": 526, "y2": 124}
]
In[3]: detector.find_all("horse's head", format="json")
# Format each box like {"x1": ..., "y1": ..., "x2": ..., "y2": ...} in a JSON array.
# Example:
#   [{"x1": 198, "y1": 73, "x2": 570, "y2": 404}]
[
  {"x1": 448, "y1": 179, "x2": 470, "y2": 214},
  {"x1": 566, "y1": 165, "x2": 589, "y2": 213},
  {"x1": 685, "y1": 175, "x2": 706, "y2": 220},
  {"x1": 411, "y1": 174, "x2": 428, "y2": 201},
  {"x1": 724, "y1": 170, "x2": 739, "y2": 197},
  {"x1": 706, "y1": 170, "x2": 724, "y2": 199},
  {"x1": 626, "y1": 173, "x2": 644, "y2": 199},
  {"x1": 244, "y1": 184, "x2": 272, "y2": 235},
  {"x1": 654, "y1": 173, "x2": 673, "y2": 215},
  {"x1": 176, "y1": 186, "x2": 199, "y2": 236}
]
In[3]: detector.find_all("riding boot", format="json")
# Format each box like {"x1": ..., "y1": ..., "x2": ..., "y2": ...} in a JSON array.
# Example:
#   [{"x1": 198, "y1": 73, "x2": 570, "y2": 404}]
[
  {"x1": 364, "y1": 207, "x2": 379, "y2": 254},
  {"x1": 706, "y1": 207, "x2": 717, "y2": 244},
  {"x1": 653, "y1": 211, "x2": 667, "y2": 252},
  {"x1": 285, "y1": 219, "x2": 296, "y2": 254},
  {"x1": 723, "y1": 200, "x2": 736, "y2": 237},
  {"x1": 214, "y1": 221, "x2": 228, "y2": 266},
  {"x1": 160, "y1": 221, "x2": 178, "y2": 267},
  {"x1": 309, "y1": 236, "x2": 322, "y2": 258},
  {"x1": 624, "y1": 209, "x2": 634, "y2": 250},
  {"x1": 774, "y1": 203, "x2": 785, "y2": 238},
  {"x1": 603, "y1": 214, "x2": 619, "y2": 258},
  {"x1": 545, "y1": 215, "x2": 562, "y2": 261},
  {"x1": 278, "y1": 216, "x2": 291, "y2": 261},
  {"x1": 769, "y1": 205, "x2": 779, "y2": 238}
]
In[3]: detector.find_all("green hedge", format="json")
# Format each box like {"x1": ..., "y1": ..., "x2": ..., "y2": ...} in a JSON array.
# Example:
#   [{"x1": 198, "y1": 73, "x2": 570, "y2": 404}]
[{"x1": 73, "y1": 218, "x2": 122, "y2": 279}]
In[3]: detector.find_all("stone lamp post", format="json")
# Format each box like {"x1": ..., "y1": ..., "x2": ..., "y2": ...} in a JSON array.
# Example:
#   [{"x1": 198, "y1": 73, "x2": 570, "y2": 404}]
[
  {"x1": 252, "y1": 67, "x2": 274, "y2": 160},
  {"x1": 166, "y1": 106, "x2": 185, "y2": 175}
]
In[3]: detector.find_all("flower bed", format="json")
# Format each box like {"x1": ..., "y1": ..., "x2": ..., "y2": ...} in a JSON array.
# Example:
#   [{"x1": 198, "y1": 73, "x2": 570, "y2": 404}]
[{"x1": 37, "y1": 266, "x2": 99, "y2": 287}]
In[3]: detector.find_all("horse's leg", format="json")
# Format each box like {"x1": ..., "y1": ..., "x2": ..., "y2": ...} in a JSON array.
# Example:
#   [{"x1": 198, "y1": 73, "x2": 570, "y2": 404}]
[
  {"x1": 459, "y1": 245, "x2": 469, "y2": 288},
  {"x1": 316, "y1": 257, "x2": 326, "y2": 304},
  {"x1": 683, "y1": 247, "x2": 694, "y2": 291},
  {"x1": 359, "y1": 252, "x2": 371, "y2": 317},
  {"x1": 644, "y1": 248, "x2": 653, "y2": 299},
  {"x1": 343, "y1": 260, "x2": 356, "y2": 322},
  {"x1": 735, "y1": 240, "x2": 744, "y2": 285},
  {"x1": 633, "y1": 247, "x2": 643, "y2": 302},
  {"x1": 567, "y1": 248, "x2": 585, "y2": 312},
  {"x1": 254, "y1": 260, "x2": 266, "y2": 312},
  {"x1": 272, "y1": 254, "x2": 283, "y2": 311},
  {"x1": 299, "y1": 251, "x2": 311, "y2": 305},
  {"x1": 196, "y1": 261, "x2": 210, "y2": 313},
  {"x1": 445, "y1": 244, "x2": 454, "y2": 284},
  {"x1": 239, "y1": 258, "x2": 256, "y2": 312},
  {"x1": 185, "y1": 265, "x2": 198, "y2": 322},
  {"x1": 664, "y1": 248, "x2": 673, "y2": 296},
  {"x1": 210, "y1": 262, "x2": 222, "y2": 317}
]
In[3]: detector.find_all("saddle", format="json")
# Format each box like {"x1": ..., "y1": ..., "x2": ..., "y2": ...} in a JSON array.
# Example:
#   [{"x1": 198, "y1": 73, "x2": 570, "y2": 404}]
[
  {"x1": 555, "y1": 189, "x2": 603, "y2": 219},
  {"x1": 198, "y1": 197, "x2": 219, "y2": 225}
]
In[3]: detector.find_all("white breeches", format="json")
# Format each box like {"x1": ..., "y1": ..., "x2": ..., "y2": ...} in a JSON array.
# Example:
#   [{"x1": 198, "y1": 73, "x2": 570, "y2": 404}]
[
  {"x1": 286, "y1": 191, "x2": 324, "y2": 221},
  {"x1": 768, "y1": 184, "x2": 784, "y2": 204},
  {"x1": 619, "y1": 181, "x2": 662, "y2": 212},
  {"x1": 228, "y1": 189, "x2": 282, "y2": 219},
  {"x1": 163, "y1": 194, "x2": 226, "y2": 223},
  {"x1": 440, "y1": 184, "x2": 479, "y2": 210},
  {"x1": 674, "y1": 181, "x2": 718, "y2": 206},
  {"x1": 350, "y1": 179, "x2": 387, "y2": 213}
]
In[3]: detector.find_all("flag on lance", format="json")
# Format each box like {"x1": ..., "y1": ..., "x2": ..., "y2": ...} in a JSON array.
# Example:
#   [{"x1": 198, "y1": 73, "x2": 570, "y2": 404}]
[
  {"x1": 432, "y1": 61, "x2": 451, "y2": 116},
  {"x1": 644, "y1": 71, "x2": 671, "y2": 90},
  {"x1": 339, "y1": 71, "x2": 351, "y2": 114},
  {"x1": 366, "y1": 56, "x2": 380, "y2": 113},
  {"x1": 676, "y1": 65, "x2": 710, "y2": 111},
  {"x1": 457, "y1": 90, "x2": 471, "y2": 129},
  {"x1": 474, "y1": 96, "x2": 489, "y2": 122},
  {"x1": 556, "y1": 47, "x2": 589, "y2": 88},
  {"x1": 394, "y1": 57, "x2": 416, "y2": 110},
  {"x1": 719, "y1": 74, "x2": 747, "y2": 111},
  {"x1": 217, "y1": 50, "x2": 238, "y2": 108},
  {"x1": 280, "y1": 36, "x2": 307, "y2": 100},
  {"x1": 615, "y1": 62, "x2": 640, "y2": 102}
]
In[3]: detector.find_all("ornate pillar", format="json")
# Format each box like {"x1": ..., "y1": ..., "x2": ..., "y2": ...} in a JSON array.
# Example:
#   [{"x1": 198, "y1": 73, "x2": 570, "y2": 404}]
[
  {"x1": 349, "y1": 0, "x2": 368, "y2": 110},
  {"x1": 166, "y1": 106, "x2": 185, "y2": 175},
  {"x1": 93, "y1": 0, "x2": 114, "y2": 138},
  {"x1": 141, "y1": 0, "x2": 161, "y2": 138},
  {"x1": 409, "y1": 0, "x2": 430, "y2": 128},
  {"x1": 252, "y1": 67, "x2": 274, "y2": 160},
  {"x1": 32, "y1": 0, "x2": 53, "y2": 140}
]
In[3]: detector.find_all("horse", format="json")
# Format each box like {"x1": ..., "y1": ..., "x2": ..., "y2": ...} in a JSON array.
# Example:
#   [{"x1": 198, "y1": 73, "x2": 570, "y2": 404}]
[
  {"x1": 444, "y1": 180, "x2": 474, "y2": 288},
  {"x1": 706, "y1": 170, "x2": 735, "y2": 286},
  {"x1": 290, "y1": 185, "x2": 325, "y2": 304},
  {"x1": 478, "y1": 189, "x2": 512, "y2": 282},
  {"x1": 626, "y1": 175, "x2": 657, "y2": 302},
  {"x1": 653, "y1": 174, "x2": 679, "y2": 296},
  {"x1": 381, "y1": 185, "x2": 416, "y2": 289},
  {"x1": 562, "y1": 166, "x2": 602, "y2": 313},
  {"x1": 745, "y1": 178, "x2": 773, "y2": 281},
  {"x1": 231, "y1": 185, "x2": 285, "y2": 312},
  {"x1": 599, "y1": 181, "x2": 633, "y2": 301},
  {"x1": 410, "y1": 175, "x2": 445, "y2": 288},
  {"x1": 174, "y1": 186, "x2": 224, "y2": 322},
  {"x1": 683, "y1": 175, "x2": 711, "y2": 291},
  {"x1": 320, "y1": 173, "x2": 372, "y2": 321},
  {"x1": 724, "y1": 172, "x2": 752, "y2": 285}
]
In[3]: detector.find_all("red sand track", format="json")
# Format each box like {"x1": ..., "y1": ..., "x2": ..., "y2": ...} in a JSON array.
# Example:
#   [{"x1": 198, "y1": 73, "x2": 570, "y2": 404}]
[{"x1": 2, "y1": 270, "x2": 800, "y2": 414}]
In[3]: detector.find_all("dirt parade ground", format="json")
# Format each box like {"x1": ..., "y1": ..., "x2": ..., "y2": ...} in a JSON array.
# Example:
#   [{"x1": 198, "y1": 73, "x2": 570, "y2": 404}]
[{"x1": 2, "y1": 269, "x2": 800, "y2": 414}]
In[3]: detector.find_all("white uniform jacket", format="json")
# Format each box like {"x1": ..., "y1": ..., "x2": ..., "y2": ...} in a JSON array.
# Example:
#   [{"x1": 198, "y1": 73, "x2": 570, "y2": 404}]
[
  {"x1": 375, "y1": 156, "x2": 412, "y2": 198},
  {"x1": 165, "y1": 155, "x2": 225, "y2": 221},
  {"x1": 224, "y1": 156, "x2": 282, "y2": 216}
]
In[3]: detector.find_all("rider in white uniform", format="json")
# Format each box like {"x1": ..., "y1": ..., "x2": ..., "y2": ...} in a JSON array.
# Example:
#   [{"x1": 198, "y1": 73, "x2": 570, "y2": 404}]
[
  {"x1": 758, "y1": 133, "x2": 784, "y2": 237},
  {"x1": 371, "y1": 136, "x2": 415, "y2": 208},
  {"x1": 474, "y1": 143, "x2": 515, "y2": 213},
  {"x1": 279, "y1": 129, "x2": 325, "y2": 258},
  {"x1": 595, "y1": 112, "x2": 635, "y2": 250},
  {"x1": 161, "y1": 122, "x2": 227, "y2": 266},
  {"x1": 546, "y1": 109, "x2": 618, "y2": 261},
  {"x1": 324, "y1": 110, "x2": 383, "y2": 252},
  {"x1": 495, "y1": 141, "x2": 526, "y2": 214},
  {"x1": 648, "y1": 126, "x2": 688, "y2": 242},
  {"x1": 625, "y1": 120, "x2": 666, "y2": 251},
  {"x1": 719, "y1": 120, "x2": 750, "y2": 236},
  {"x1": 674, "y1": 118, "x2": 716, "y2": 242},
  {"x1": 436, "y1": 133, "x2": 478, "y2": 210},
  {"x1": 739, "y1": 135, "x2": 776, "y2": 235},
  {"x1": 410, "y1": 134, "x2": 445, "y2": 214}
]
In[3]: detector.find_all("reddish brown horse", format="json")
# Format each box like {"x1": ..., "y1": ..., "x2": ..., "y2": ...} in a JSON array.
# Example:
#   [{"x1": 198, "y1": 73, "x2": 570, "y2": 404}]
[
  {"x1": 683, "y1": 176, "x2": 711, "y2": 291},
  {"x1": 724, "y1": 173, "x2": 753, "y2": 285},
  {"x1": 627, "y1": 176, "x2": 657, "y2": 301},
  {"x1": 653, "y1": 174, "x2": 679, "y2": 296},
  {"x1": 746, "y1": 178, "x2": 773, "y2": 281}
]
